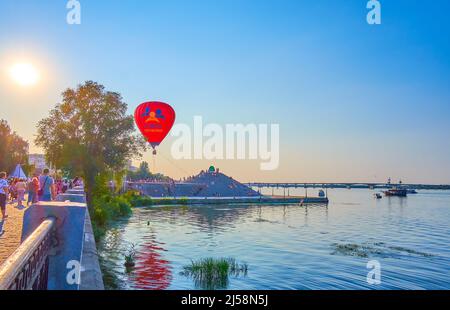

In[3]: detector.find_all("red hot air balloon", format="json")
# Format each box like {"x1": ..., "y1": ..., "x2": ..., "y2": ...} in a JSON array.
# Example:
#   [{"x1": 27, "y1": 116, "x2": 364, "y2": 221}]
[{"x1": 134, "y1": 101, "x2": 176, "y2": 154}]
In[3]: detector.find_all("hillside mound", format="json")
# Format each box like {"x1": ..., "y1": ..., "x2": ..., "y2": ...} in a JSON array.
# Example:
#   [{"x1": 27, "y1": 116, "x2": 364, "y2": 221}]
[{"x1": 186, "y1": 171, "x2": 260, "y2": 197}]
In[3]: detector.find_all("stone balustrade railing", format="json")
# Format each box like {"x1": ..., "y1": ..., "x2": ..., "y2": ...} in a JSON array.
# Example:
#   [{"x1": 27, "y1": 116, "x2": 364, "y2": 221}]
[{"x1": 0, "y1": 218, "x2": 55, "y2": 290}]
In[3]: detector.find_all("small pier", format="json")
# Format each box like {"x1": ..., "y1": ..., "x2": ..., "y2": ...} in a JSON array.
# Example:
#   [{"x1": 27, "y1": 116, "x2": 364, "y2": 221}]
[{"x1": 139, "y1": 196, "x2": 329, "y2": 206}]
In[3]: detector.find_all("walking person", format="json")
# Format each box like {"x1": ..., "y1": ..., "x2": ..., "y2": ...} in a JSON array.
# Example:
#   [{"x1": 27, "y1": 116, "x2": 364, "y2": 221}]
[
  {"x1": 55, "y1": 178, "x2": 62, "y2": 195},
  {"x1": 0, "y1": 172, "x2": 9, "y2": 221},
  {"x1": 62, "y1": 179, "x2": 68, "y2": 193},
  {"x1": 15, "y1": 178, "x2": 26, "y2": 208},
  {"x1": 38, "y1": 169, "x2": 55, "y2": 202},
  {"x1": 9, "y1": 178, "x2": 17, "y2": 203},
  {"x1": 27, "y1": 173, "x2": 39, "y2": 206}
]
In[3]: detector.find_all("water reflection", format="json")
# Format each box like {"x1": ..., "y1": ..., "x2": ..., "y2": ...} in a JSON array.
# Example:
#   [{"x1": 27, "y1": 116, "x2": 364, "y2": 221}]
[
  {"x1": 147, "y1": 203, "x2": 330, "y2": 231},
  {"x1": 130, "y1": 237, "x2": 172, "y2": 290},
  {"x1": 147, "y1": 204, "x2": 253, "y2": 232}
]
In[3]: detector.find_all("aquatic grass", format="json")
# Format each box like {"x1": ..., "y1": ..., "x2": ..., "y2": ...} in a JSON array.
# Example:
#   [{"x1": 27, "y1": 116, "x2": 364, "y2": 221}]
[
  {"x1": 124, "y1": 243, "x2": 137, "y2": 269},
  {"x1": 181, "y1": 257, "x2": 248, "y2": 290}
]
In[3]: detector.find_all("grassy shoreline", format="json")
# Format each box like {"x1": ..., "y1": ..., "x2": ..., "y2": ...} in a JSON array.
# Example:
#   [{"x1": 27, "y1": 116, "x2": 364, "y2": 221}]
[{"x1": 90, "y1": 190, "x2": 156, "y2": 240}]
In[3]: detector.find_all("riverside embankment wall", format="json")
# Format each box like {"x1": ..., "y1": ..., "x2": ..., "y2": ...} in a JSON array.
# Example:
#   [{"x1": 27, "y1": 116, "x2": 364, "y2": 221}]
[{"x1": 20, "y1": 187, "x2": 104, "y2": 290}]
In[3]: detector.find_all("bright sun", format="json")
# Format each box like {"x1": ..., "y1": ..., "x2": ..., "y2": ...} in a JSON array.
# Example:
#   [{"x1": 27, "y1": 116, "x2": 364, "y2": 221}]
[{"x1": 9, "y1": 63, "x2": 40, "y2": 86}]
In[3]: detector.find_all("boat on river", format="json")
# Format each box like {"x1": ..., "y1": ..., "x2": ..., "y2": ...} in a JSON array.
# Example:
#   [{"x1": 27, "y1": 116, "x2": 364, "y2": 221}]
[{"x1": 384, "y1": 188, "x2": 407, "y2": 197}]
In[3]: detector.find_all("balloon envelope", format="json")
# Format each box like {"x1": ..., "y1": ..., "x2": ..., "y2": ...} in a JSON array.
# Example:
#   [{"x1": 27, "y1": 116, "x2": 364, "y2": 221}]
[{"x1": 134, "y1": 101, "x2": 175, "y2": 148}]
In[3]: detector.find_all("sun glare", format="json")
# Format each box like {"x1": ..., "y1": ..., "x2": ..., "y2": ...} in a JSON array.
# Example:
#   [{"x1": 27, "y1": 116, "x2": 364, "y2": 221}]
[{"x1": 9, "y1": 63, "x2": 40, "y2": 86}]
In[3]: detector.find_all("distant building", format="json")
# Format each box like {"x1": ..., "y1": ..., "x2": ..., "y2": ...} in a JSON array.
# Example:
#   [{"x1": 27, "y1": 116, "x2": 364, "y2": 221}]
[
  {"x1": 28, "y1": 154, "x2": 48, "y2": 170},
  {"x1": 127, "y1": 160, "x2": 138, "y2": 172},
  {"x1": 28, "y1": 154, "x2": 55, "y2": 174}
]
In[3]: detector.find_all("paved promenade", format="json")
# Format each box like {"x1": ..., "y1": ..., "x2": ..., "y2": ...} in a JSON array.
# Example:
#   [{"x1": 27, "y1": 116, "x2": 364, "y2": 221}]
[{"x1": 0, "y1": 199, "x2": 27, "y2": 265}]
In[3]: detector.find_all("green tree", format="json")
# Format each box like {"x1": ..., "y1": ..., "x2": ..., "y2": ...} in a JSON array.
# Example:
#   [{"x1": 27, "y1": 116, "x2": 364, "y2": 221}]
[
  {"x1": 35, "y1": 81, "x2": 147, "y2": 201},
  {"x1": 137, "y1": 161, "x2": 151, "y2": 179},
  {"x1": 127, "y1": 161, "x2": 173, "y2": 182},
  {"x1": 0, "y1": 119, "x2": 29, "y2": 173},
  {"x1": 127, "y1": 161, "x2": 151, "y2": 180}
]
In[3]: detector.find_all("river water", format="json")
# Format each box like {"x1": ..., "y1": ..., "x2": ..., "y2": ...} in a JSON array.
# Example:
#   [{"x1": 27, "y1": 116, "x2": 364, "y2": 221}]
[{"x1": 98, "y1": 188, "x2": 450, "y2": 290}]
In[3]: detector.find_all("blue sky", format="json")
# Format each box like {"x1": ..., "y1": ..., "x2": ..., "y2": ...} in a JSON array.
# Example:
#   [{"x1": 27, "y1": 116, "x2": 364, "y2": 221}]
[{"x1": 1, "y1": 0, "x2": 449, "y2": 183}]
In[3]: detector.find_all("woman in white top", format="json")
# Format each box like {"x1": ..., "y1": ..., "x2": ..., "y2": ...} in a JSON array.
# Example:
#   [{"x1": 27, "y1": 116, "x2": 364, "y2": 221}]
[
  {"x1": 0, "y1": 172, "x2": 9, "y2": 220},
  {"x1": 15, "y1": 178, "x2": 27, "y2": 208}
]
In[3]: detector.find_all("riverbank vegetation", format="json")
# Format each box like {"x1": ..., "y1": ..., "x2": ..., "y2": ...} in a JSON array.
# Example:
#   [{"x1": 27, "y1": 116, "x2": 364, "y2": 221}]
[
  {"x1": 89, "y1": 172, "x2": 183, "y2": 239},
  {"x1": 88, "y1": 172, "x2": 152, "y2": 239},
  {"x1": 89, "y1": 173, "x2": 192, "y2": 239},
  {"x1": 90, "y1": 174, "x2": 131, "y2": 239}
]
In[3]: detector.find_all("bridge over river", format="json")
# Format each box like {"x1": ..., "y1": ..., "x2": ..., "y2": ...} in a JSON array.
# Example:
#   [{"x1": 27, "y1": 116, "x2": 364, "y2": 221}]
[{"x1": 246, "y1": 182, "x2": 450, "y2": 190}]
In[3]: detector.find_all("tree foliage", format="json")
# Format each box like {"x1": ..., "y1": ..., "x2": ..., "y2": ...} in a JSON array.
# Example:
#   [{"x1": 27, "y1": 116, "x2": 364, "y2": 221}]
[
  {"x1": 0, "y1": 119, "x2": 29, "y2": 173},
  {"x1": 127, "y1": 161, "x2": 172, "y2": 182},
  {"x1": 35, "y1": 81, "x2": 147, "y2": 195}
]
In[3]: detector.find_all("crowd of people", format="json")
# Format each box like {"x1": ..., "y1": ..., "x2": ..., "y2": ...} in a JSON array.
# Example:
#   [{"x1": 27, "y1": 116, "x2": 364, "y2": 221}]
[{"x1": 0, "y1": 169, "x2": 84, "y2": 222}]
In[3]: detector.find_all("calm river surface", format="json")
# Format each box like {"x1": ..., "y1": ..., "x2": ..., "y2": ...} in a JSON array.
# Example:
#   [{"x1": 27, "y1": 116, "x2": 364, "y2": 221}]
[{"x1": 98, "y1": 189, "x2": 450, "y2": 290}]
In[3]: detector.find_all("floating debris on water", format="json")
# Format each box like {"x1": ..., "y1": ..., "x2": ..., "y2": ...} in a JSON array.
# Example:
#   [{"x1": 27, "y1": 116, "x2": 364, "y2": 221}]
[
  {"x1": 331, "y1": 243, "x2": 381, "y2": 258},
  {"x1": 331, "y1": 242, "x2": 435, "y2": 258},
  {"x1": 387, "y1": 246, "x2": 434, "y2": 257},
  {"x1": 254, "y1": 218, "x2": 279, "y2": 224}
]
